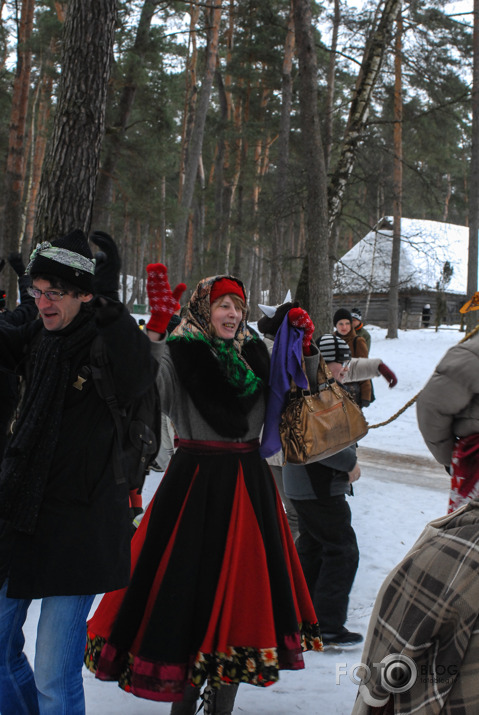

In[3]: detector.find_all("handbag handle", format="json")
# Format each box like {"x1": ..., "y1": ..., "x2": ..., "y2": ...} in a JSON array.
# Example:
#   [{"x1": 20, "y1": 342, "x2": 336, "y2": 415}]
[
  {"x1": 317, "y1": 354, "x2": 345, "y2": 400},
  {"x1": 289, "y1": 352, "x2": 343, "y2": 402}
]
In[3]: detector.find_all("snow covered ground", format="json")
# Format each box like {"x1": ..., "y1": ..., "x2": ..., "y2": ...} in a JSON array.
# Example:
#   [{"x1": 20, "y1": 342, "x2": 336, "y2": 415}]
[{"x1": 24, "y1": 324, "x2": 467, "y2": 714}]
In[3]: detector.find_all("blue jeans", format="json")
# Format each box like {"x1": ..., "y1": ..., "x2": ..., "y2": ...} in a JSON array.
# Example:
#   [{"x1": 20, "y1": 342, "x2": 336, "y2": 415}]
[{"x1": 0, "y1": 580, "x2": 95, "y2": 715}]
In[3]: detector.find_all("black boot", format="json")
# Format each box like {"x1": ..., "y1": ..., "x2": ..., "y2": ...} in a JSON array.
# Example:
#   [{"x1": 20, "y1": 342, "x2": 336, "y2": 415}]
[
  {"x1": 170, "y1": 685, "x2": 201, "y2": 715},
  {"x1": 202, "y1": 682, "x2": 239, "y2": 715}
]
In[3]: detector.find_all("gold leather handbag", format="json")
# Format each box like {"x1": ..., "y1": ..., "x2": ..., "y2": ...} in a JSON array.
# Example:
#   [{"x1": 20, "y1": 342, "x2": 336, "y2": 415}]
[{"x1": 279, "y1": 357, "x2": 368, "y2": 465}]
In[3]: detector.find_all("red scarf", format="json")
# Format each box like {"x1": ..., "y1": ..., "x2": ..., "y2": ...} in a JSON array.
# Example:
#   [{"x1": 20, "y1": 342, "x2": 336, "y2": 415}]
[{"x1": 449, "y1": 433, "x2": 479, "y2": 513}]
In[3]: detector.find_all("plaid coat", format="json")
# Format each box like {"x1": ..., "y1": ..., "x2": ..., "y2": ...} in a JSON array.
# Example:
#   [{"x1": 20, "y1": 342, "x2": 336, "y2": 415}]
[{"x1": 352, "y1": 500, "x2": 479, "y2": 715}]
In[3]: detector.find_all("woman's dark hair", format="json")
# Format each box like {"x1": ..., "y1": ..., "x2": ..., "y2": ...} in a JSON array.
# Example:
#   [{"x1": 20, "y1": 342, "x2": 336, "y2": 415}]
[{"x1": 29, "y1": 273, "x2": 89, "y2": 298}]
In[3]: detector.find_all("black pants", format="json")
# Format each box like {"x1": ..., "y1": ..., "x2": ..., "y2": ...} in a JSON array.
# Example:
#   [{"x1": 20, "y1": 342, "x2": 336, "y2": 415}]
[{"x1": 291, "y1": 496, "x2": 359, "y2": 634}]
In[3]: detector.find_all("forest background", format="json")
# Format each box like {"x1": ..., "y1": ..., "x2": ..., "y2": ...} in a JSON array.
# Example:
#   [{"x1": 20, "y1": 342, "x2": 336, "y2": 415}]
[{"x1": 0, "y1": 0, "x2": 475, "y2": 331}]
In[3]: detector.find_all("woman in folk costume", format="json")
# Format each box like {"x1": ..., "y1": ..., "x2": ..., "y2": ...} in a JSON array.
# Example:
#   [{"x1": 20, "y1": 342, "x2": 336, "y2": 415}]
[{"x1": 85, "y1": 265, "x2": 321, "y2": 714}]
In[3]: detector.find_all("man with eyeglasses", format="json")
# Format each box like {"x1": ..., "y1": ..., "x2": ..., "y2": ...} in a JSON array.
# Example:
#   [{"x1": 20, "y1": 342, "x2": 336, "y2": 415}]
[{"x1": 0, "y1": 229, "x2": 156, "y2": 715}]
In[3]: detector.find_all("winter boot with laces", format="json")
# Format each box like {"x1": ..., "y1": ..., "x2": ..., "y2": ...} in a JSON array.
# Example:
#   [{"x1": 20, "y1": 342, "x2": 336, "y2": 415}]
[
  {"x1": 201, "y1": 682, "x2": 239, "y2": 715},
  {"x1": 170, "y1": 685, "x2": 201, "y2": 715}
]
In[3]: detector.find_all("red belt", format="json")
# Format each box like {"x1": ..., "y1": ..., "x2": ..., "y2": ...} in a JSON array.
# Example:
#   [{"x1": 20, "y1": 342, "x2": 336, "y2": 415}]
[{"x1": 177, "y1": 438, "x2": 260, "y2": 455}]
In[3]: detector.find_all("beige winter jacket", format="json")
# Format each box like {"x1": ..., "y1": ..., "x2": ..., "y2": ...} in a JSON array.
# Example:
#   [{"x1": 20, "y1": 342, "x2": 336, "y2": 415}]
[{"x1": 416, "y1": 332, "x2": 479, "y2": 467}]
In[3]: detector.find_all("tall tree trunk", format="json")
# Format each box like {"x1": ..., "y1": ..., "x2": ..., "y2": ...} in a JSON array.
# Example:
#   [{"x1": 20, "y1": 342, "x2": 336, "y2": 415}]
[
  {"x1": 23, "y1": 36, "x2": 59, "y2": 251},
  {"x1": 327, "y1": 0, "x2": 401, "y2": 229},
  {"x1": 212, "y1": 66, "x2": 229, "y2": 273},
  {"x1": 294, "y1": 0, "x2": 400, "y2": 326},
  {"x1": 172, "y1": 0, "x2": 223, "y2": 285},
  {"x1": 33, "y1": 0, "x2": 116, "y2": 243},
  {"x1": 467, "y1": 0, "x2": 479, "y2": 333},
  {"x1": 0, "y1": 1, "x2": 7, "y2": 71},
  {"x1": 387, "y1": 7, "x2": 403, "y2": 340},
  {"x1": 1, "y1": 0, "x2": 35, "y2": 309},
  {"x1": 178, "y1": 1, "x2": 200, "y2": 205},
  {"x1": 92, "y1": 0, "x2": 158, "y2": 229},
  {"x1": 270, "y1": 1, "x2": 295, "y2": 305},
  {"x1": 324, "y1": 0, "x2": 340, "y2": 173},
  {"x1": 293, "y1": 0, "x2": 330, "y2": 334},
  {"x1": 219, "y1": 0, "x2": 236, "y2": 275}
]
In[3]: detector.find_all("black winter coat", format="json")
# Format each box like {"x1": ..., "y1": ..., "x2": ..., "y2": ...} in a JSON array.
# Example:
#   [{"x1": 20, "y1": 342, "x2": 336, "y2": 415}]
[
  {"x1": 0, "y1": 275, "x2": 38, "y2": 457},
  {"x1": 0, "y1": 301, "x2": 157, "y2": 598}
]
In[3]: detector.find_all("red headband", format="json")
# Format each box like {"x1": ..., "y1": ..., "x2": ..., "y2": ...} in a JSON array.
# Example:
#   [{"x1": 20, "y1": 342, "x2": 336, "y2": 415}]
[{"x1": 210, "y1": 278, "x2": 246, "y2": 305}]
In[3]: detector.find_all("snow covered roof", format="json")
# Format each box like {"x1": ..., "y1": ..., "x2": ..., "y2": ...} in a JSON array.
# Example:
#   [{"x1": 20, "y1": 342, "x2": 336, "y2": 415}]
[{"x1": 333, "y1": 217, "x2": 471, "y2": 295}]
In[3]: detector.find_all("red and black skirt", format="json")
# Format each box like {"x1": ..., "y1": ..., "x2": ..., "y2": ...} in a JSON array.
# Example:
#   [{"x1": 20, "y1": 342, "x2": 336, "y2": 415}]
[{"x1": 85, "y1": 439, "x2": 321, "y2": 702}]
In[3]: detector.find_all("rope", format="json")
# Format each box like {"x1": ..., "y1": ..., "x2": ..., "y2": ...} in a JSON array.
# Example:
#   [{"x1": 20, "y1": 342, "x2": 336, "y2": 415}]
[{"x1": 368, "y1": 323, "x2": 479, "y2": 430}]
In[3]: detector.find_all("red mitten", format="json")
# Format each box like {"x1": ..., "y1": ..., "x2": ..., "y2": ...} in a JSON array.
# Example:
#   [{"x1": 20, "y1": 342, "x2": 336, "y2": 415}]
[
  {"x1": 288, "y1": 307, "x2": 315, "y2": 355},
  {"x1": 172, "y1": 282, "x2": 187, "y2": 303},
  {"x1": 378, "y1": 362, "x2": 398, "y2": 388},
  {"x1": 146, "y1": 264, "x2": 184, "y2": 334}
]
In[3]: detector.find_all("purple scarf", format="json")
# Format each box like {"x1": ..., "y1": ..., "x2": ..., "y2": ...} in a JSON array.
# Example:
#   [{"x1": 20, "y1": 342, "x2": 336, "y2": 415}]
[{"x1": 260, "y1": 314, "x2": 308, "y2": 458}]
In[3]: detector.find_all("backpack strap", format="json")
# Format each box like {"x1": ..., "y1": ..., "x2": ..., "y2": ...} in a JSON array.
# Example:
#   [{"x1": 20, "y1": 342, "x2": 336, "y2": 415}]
[{"x1": 90, "y1": 335, "x2": 127, "y2": 485}]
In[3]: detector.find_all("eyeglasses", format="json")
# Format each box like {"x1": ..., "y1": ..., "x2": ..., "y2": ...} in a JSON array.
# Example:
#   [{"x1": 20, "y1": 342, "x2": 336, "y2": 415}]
[
  {"x1": 342, "y1": 359, "x2": 351, "y2": 368},
  {"x1": 27, "y1": 287, "x2": 68, "y2": 302}
]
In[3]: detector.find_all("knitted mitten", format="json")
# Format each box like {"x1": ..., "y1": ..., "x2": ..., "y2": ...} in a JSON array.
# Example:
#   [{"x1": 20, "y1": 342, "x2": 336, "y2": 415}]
[
  {"x1": 288, "y1": 307, "x2": 315, "y2": 355},
  {"x1": 378, "y1": 362, "x2": 398, "y2": 387},
  {"x1": 146, "y1": 263, "x2": 186, "y2": 334}
]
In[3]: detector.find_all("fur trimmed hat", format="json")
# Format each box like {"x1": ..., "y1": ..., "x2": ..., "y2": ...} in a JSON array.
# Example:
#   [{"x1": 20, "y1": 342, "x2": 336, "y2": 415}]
[
  {"x1": 333, "y1": 307, "x2": 353, "y2": 326},
  {"x1": 318, "y1": 334, "x2": 351, "y2": 364},
  {"x1": 257, "y1": 301, "x2": 299, "y2": 338},
  {"x1": 27, "y1": 229, "x2": 94, "y2": 293}
]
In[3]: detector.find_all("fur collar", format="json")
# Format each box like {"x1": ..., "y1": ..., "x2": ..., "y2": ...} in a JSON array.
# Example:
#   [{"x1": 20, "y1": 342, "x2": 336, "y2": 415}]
[{"x1": 168, "y1": 336, "x2": 270, "y2": 438}]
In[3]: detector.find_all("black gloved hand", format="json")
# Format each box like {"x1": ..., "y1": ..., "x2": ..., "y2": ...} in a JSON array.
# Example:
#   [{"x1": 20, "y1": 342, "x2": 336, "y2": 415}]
[
  {"x1": 361, "y1": 399, "x2": 371, "y2": 408},
  {"x1": 92, "y1": 295, "x2": 123, "y2": 326},
  {"x1": 0, "y1": 259, "x2": 5, "y2": 274},
  {"x1": 7, "y1": 252, "x2": 26, "y2": 277},
  {"x1": 90, "y1": 231, "x2": 121, "y2": 300}
]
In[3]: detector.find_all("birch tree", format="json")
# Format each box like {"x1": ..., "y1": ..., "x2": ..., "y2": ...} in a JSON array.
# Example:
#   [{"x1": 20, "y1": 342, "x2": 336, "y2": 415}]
[{"x1": 387, "y1": 5, "x2": 403, "y2": 340}]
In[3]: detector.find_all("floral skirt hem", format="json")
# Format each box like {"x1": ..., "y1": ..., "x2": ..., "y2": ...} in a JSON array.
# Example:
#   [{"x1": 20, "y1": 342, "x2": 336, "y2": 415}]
[{"x1": 85, "y1": 622, "x2": 322, "y2": 702}]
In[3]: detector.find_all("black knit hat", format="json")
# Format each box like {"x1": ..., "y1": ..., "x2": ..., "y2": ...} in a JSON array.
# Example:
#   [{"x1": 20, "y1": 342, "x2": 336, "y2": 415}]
[
  {"x1": 319, "y1": 334, "x2": 351, "y2": 363},
  {"x1": 333, "y1": 307, "x2": 353, "y2": 326},
  {"x1": 257, "y1": 301, "x2": 298, "y2": 337},
  {"x1": 27, "y1": 229, "x2": 94, "y2": 292}
]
